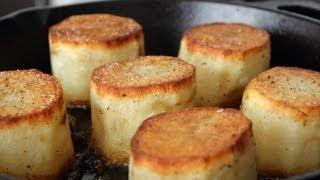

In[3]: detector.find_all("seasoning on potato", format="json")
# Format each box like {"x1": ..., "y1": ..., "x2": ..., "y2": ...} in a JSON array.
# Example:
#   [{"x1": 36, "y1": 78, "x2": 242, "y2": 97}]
[
  {"x1": 91, "y1": 56, "x2": 195, "y2": 165},
  {"x1": 49, "y1": 13, "x2": 144, "y2": 105},
  {"x1": 179, "y1": 22, "x2": 270, "y2": 107}
]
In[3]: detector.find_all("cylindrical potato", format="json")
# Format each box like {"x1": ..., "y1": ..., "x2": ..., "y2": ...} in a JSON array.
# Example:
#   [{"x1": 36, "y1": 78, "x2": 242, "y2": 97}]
[
  {"x1": 90, "y1": 56, "x2": 195, "y2": 165},
  {"x1": 49, "y1": 14, "x2": 144, "y2": 105},
  {"x1": 0, "y1": 69, "x2": 74, "y2": 179},
  {"x1": 130, "y1": 107, "x2": 256, "y2": 180},
  {"x1": 241, "y1": 67, "x2": 320, "y2": 176},
  {"x1": 178, "y1": 22, "x2": 270, "y2": 107}
]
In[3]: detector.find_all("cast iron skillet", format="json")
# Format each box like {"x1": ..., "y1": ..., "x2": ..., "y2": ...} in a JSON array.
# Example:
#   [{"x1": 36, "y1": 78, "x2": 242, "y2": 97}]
[{"x1": 0, "y1": 0, "x2": 320, "y2": 179}]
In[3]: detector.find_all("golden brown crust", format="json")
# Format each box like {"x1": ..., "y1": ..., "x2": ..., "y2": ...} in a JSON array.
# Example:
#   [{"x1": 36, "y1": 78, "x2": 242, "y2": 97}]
[
  {"x1": 130, "y1": 107, "x2": 252, "y2": 173},
  {"x1": 0, "y1": 69, "x2": 64, "y2": 128},
  {"x1": 49, "y1": 14, "x2": 143, "y2": 48},
  {"x1": 182, "y1": 22, "x2": 270, "y2": 59},
  {"x1": 245, "y1": 66, "x2": 320, "y2": 121},
  {"x1": 91, "y1": 56, "x2": 195, "y2": 97}
]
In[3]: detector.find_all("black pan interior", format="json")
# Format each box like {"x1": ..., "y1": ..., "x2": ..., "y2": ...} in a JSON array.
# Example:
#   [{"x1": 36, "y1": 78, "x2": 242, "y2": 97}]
[
  {"x1": 0, "y1": 0, "x2": 320, "y2": 179},
  {"x1": 0, "y1": 0, "x2": 320, "y2": 73}
]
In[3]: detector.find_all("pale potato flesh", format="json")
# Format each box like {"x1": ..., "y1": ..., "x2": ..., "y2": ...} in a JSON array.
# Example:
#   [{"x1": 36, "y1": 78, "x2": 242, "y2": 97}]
[
  {"x1": 50, "y1": 36, "x2": 144, "y2": 104},
  {"x1": 242, "y1": 90, "x2": 320, "y2": 176},
  {"x1": 178, "y1": 40, "x2": 270, "y2": 107},
  {"x1": 90, "y1": 83, "x2": 195, "y2": 165},
  {"x1": 0, "y1": 108, "x2": 74, "y2": 178}
]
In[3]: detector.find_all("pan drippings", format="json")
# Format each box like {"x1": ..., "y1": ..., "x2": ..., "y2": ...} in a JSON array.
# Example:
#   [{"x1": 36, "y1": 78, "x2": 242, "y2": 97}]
[{"x1": 65, "y1": 106, "x2": 127, "y2": 180}]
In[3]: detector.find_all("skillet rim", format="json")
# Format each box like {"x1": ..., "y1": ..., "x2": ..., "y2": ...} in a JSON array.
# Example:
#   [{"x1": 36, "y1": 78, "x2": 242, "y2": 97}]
[{"x1": 0, "y1": 0, "x2": 319, "y2": 26}]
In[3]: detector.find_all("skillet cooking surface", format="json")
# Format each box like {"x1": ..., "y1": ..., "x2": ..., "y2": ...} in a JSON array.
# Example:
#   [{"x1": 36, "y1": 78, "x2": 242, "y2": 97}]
[
  {"x1": 0, "y1": 0, "x2": 320, "y2": 179},
  {"x1": 0, "y1": 0, "x2": 320, "y2": 73}
]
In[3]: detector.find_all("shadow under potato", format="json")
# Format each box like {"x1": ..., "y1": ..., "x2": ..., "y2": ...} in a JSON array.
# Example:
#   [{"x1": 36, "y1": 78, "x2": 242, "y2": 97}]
[
  {"x1": 65, "y1": 106, "x2": 283, "y2": 180},
  {"x1": 65, "y1": 106, "x2": 128, "y2": 180}
]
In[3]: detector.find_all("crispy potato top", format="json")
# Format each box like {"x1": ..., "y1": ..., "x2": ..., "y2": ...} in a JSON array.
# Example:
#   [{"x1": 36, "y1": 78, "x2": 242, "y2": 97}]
[
  {"x1": 49, "y1": 14, "x2": 142, "y2": 44},
  {"x1": 0, "y1": 69, "x2": 62, "y2": 122},
  {"x1": 245, "y1": 67, "x2": 320, "y2": 115},
  {"x1": 91, "y1": 56, "x2": 195, "y2": 97},
  {"x1": 131, "y1": 107, "x2": 252, "y2": 172},
  {"x1": 182, "y1": 23, "x2": 270, "y2": 58}
]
